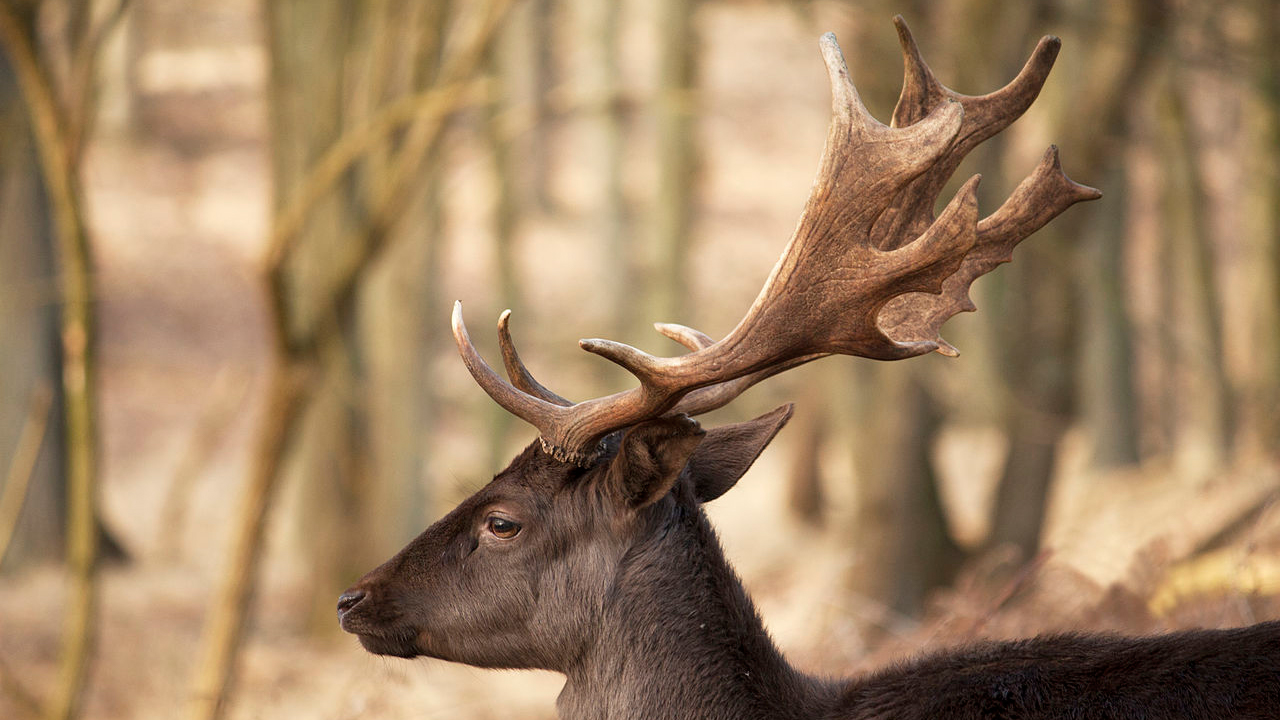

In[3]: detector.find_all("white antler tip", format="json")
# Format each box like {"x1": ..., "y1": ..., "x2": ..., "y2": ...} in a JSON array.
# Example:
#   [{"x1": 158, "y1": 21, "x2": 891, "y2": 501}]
[{"x1": 819, "y1": 32, "x2": 848, "y2": 75}]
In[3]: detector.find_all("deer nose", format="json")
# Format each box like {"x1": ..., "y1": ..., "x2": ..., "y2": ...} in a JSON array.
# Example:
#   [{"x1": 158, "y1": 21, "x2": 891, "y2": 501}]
[{"x1": 337, "y1": 589, "x2": 368, "y2": 619}]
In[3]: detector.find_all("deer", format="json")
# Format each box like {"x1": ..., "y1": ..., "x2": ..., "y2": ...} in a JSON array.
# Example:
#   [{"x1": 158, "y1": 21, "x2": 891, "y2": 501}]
[{"x1": 336, "y1": 17, "x2": 1280, "y2": 720}]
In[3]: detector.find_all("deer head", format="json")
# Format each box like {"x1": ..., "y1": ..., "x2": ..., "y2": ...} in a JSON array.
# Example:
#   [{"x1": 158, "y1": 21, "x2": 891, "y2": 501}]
[
  {"x1": 338, "y1": 16, "x2": 1097, "y2": 678},
  {"x1": 337, "y1": 408, "x2": 791, "y2": 668}
]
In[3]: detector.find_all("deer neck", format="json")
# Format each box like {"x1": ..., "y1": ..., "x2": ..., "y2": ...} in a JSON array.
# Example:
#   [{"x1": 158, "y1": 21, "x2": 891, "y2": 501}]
[{"x1": 557, "y1": 498, "x2": 837, "y2": 720}]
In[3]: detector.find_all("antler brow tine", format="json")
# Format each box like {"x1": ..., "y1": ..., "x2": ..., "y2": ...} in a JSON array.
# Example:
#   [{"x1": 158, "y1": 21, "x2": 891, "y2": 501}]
[{"x1": 497, "y1": 310, "x2": 571, "y2": 406}]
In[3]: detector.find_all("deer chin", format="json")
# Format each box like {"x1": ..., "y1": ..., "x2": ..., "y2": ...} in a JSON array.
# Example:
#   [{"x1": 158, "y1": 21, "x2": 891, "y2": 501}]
[
  {"x1": 353, "y1": 628, "x2": 422, "y2": 659},
  {"x1": 338, "y1": 608, "x2": 420, "y2": 657}
]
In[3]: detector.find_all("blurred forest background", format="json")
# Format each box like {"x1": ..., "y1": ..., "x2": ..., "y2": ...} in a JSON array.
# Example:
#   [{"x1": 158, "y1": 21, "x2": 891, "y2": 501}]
[{"x1": 1, "y1": 0, "x2": 1279, "y2": 718}]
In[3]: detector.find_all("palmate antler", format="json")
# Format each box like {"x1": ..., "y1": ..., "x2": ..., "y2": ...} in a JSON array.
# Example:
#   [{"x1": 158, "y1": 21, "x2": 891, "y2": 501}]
[{"x1": 453, "y1": 17, "x2": 1100, "y2": 465}]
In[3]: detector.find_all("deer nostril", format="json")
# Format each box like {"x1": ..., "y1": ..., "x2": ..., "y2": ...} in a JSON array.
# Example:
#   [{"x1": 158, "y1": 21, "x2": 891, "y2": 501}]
[{"x1": 337, "y1": 589, "x2": 367, "y2": 617}]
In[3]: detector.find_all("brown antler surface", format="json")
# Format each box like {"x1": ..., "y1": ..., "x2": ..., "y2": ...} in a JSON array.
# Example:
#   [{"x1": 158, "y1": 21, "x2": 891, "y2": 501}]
[{"x1": 453, "y1": 18, "x2": 1099, "y2": 465}]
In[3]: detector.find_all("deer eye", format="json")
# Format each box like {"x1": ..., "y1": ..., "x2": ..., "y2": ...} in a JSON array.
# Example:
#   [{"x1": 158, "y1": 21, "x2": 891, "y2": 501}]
[{"x1": 486, "y1": 515, "x2": 521, "y2": 539}]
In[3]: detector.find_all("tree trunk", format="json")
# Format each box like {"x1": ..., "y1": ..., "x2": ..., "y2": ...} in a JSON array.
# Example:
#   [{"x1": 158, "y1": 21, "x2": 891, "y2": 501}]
[
  {"x1": 0, "y1": 4, "x2": 115, "y2": 717},
  {"x1": 526, "y1": 0, "x2": 556, "y2": 213},
  {"x1": 1077, "y1": 163, "x2": 1141, "y2": 468},
  {"x1": 842, "y1": 0, "x2": 1049, "y2": 617},
  {"x1": 1160, "y1": 79, "x2": 1235, "y2": 471},
  {"x1": 264, "y1": 0, "x2": 366, "y2": 634},
  {"x1": 571, "y1": 0, "x2": 629, "y2": 339},
  {"x1": 189, "y1": 2, "x2": 510, "y2": 716},
  {"x1": 987, "y1": 0, "x2": 1167, "y2": 558},
  {"x1": 851, "y1": 368, "x2": 962, "y2": 619},
  {"x1": 1262, "y1": 0, "x2": 1280, "y2": 449},
  {"x1": 0, "y1": 40, "x2": 66, "y2": 571},
  {"x1": 650, "y1": 0, "x2": 697, "y2": 325},
  {"x1": 785, "y1": 386, "x2": 826, "y2": 528}
]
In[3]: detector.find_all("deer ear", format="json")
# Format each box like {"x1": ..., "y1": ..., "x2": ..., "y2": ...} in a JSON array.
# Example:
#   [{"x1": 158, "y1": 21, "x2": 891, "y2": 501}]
[
  {"x1": 687, "y1": 404, "x2": 794, "y2": 503},
  {"x1": 606, "y1": 415, "x2": 706, "y2": 509}
]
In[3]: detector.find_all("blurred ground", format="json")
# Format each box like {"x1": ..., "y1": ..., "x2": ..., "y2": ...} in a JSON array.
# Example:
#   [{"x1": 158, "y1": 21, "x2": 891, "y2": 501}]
[{"x1": 2, "y1": 2, "x2": 1279, "y2": 719}]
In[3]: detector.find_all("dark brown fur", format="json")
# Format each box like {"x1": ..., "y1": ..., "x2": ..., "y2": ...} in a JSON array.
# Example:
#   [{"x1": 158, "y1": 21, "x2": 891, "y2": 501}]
[{"x1": 339, "y1": 410, "x2": 1280, "y2": 719}]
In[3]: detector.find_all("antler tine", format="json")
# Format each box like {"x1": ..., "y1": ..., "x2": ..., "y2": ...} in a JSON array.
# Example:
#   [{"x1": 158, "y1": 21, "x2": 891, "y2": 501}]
[
  {"x1": 497, "y1": 310, "x2": 571, "y2": 406},
  {"x1": 457, "y1": 302, "x2": 686, "y2": 465},
  {"x1": 453, "y1": 303, "x2": 589, "y2": 464},
  {"x1": 654, "y1": 323, "x2": 714, "y2": 351},
  {"x1": 979, "y1": 145, "x2": 1102, "y2": 244},
  {"x1": 820, "y1": 31, "x2": 878, "y2": 128},
  {"x1": 866, "y1": 18, "x2": 1097, "y2": 353},
  {"x1": 650, "y1": 322, "x2": 823, "y2": 414},
  {"x1": 453, "y1": 24, "x2": 1099, "y2": 465},
  {"x1": 874, "y1": 16, "x2": 1062, "y2": 253},
  {"x1": 893, "y1": 16, "x2": 945, "y2": 125},
  {"x1": 667, "y1": 354, "x2": 827, "y2": 417},
  {"x1": 815, "y1": 32, "x2": 967, "y2": 199},
  {"x1": 650, "y1": 322, "x2": 818, "y2": 416},
  {"x1": 892, "y1": 15, "x2": 1060, "y2": 141},
  {"x1": 878, "y1": 149, "x2": 1100, "y2": 351},
  {"x1": 452, "y1": 303, "x2": 556, "y2": 422}
]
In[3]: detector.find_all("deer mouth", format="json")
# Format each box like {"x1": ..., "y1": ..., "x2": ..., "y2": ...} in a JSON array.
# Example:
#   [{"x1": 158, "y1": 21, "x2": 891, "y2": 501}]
[{"x1": 337, "y1": 589, "x2": 422, "y2": 657}]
